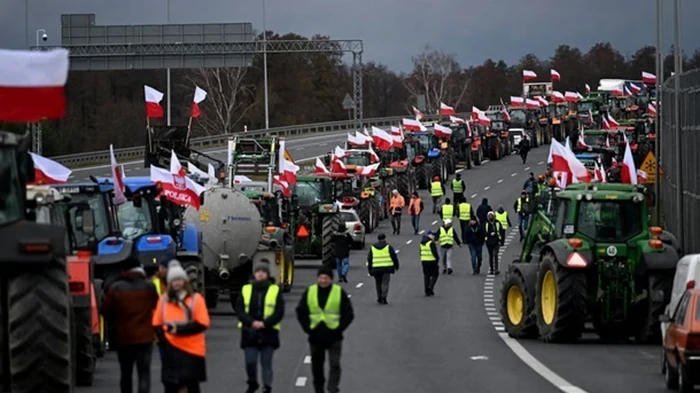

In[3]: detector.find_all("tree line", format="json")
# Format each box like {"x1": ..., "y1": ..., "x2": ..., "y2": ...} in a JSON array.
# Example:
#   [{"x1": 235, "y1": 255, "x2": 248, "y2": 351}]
[{"x1": 12, "y1": 32, "x2": 699, "y2": 157}]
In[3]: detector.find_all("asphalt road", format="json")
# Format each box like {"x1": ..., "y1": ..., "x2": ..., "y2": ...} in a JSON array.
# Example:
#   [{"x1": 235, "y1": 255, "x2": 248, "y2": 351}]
[{"x1": 78, "y1": 142, "x2": 671, "y2": 393}]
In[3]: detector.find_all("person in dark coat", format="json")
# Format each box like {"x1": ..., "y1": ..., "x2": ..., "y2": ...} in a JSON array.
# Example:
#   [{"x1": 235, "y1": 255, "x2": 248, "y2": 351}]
[
  {"x1": 420, "y1": 231, "x2": 441, "y2": 296},
  {"x1": 463, "y1": 218, "x2": 485, "y2": 275},
  {"x1": 519, "y1": 136, "x2": 530, "y2": 163},
  {"x1": 101, "y1": 257, "x2": 159, "y2": 393},
  {"x1": 332, "y1": 224, "x2": 353, "y2": 282},
  {"x1": 484, "y1": 212, "x2": 503, "y2": 275},
  {"x1": 366, "y1": 233, "x2": 400, "y2": 304},
  {"x1": 475, "y1": 198, "x2": 493, "y2": 227},
  {"x1": 296, "y1": 267, "x2": 354, "y2": 393},
  {"x1": 236, "y1": 265, "x2": 285, "y2": 393}
]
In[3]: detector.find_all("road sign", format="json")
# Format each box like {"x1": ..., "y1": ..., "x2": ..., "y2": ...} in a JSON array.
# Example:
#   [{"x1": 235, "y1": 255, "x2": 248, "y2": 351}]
[
  {"x1": 640, "y1": 151, "x2": 662, "y2": 183},
  {"x1": 284, "y1": 149, "x2": 295, "y2": 164},
  {"x1": 342, "y1": 93, "x2": 355, "y2": 110}
]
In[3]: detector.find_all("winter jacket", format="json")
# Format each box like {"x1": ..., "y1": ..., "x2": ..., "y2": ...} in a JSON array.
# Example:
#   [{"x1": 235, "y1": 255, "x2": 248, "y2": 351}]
[
  {"x1": 332, "y1": 230, "x2": 353, "y2": 259},
  {"x1": 101, "y1": 268, "x2": 159, "y2": 346},
  {"x1": 296, "y1": 285, "x2": 354, "y2": 346},
  {"x1": 235, "y1": 280, "x2": 285, "y2": 349},
  {"x1": 366, "y1": 240, "x2": 400, "y2": 275},
  {"x1": 484, "y1": 220, "x2": 502, "y2": 248},
  {"x1": 497, "y1": 206, "x2": 513, "y2": 227},
  {"x1": 475, "y1": 198, "x2": 493, "y2": 225},
  {"x1": 420, "y1": 236, "x2": 440, "y2": 264},
  {"x1": 463, "y1": 223, "x2": 485, "y2": 246}
]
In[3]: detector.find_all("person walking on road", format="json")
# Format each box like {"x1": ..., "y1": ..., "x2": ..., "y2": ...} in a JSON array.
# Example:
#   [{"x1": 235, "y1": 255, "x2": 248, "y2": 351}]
[
  {"x1": 523, "y1": 172, "x2": 537, "y2": 197},
  {"x1": 519, "y1": 136, "x2": 530, "y2": 164},
  {"x1": 101, "y1": 257, "x2": 159, "y2": 393},
  {"x1": 408, "y1": 191, "x2": 424, "y2": 235},
  {"x1": 296, "y1": 267, "x2": 354, "y2": 393},
  {"x1": 451, "y1": 173, "x2": 466, "y2": 205},
  {"x1": 236, "y1": 265, "x2": 285, "y2": 393},
  {"x1": 420, "y1": 230, "x2": 441, "y2": 296},
  {"x1": 151, "y1": 256, "x2": 169, "y2": 297},
  {"x1": 430, "y1": 176, "x2": 445, "y2": 214},
  {"x1": 475, "y1": 198, "x2": 493, "y2": 228},
  {"x1": 152, "y1": 261, "x2": 210, "y2": 393},
  {"x1": 366, "y1": 233, "x2": 400, "y2": 304},
  {"x1": 437, "y1": 219, "x2": 461, "y2": 275},
  {"x1": 463, "y1": 219, "x2": 485, "y2": 275},
  {"x1": 441, "y1": 197, "x2": 454, "y2": 222},
  {"x1": 389, "y1": 189, "x2": 405, "y2": 235},
  {"x1": 495, "y1": 204, "x2": 512, "y2": 246},
  {"x1": 457, "y1": 199, "x2": 475, "y2": 240},
  {"x1": 332, "y1": 224, "x2": 353, "y2": 282},
  {"x1": 485, "y1": 212, "x2": 503, "y2": 275},
  {"x1": 513, "y1": 190, "x2": 532, "y2": 242}
]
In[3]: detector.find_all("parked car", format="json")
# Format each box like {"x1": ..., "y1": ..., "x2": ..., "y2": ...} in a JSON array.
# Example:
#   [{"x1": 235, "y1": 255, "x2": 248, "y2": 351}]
[
  {"x1": 663, "y1": 255, "x2": 700, "y2": 341},
  {"x1": 339, "y1": 208, "x2": 365, "y2": 249},
  {"x1": 508, "y1": 128, "x2": 526, "y2": 150},
  {"x1": 661, "y1": 288, "x2": 700, "y2": 392}
]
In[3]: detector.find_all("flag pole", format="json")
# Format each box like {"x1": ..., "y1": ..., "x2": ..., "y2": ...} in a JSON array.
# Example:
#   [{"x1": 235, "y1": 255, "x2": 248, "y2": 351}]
[{"x1": 186, "y1": 116, "x2": 193, "y2": 146}]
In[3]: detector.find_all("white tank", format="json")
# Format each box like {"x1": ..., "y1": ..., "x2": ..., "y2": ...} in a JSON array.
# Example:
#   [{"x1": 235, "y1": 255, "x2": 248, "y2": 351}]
[{"x1": 183, "y1": 187, "x2": 262, "y2": 276}]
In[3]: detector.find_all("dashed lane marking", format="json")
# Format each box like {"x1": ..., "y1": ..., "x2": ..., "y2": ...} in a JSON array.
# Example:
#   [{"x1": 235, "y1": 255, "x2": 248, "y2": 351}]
[
  {"x1": 319, "y1": 143, "x2": 328, "y2": 146},
  {"x1": 304, "y1": 356, "x2": 311, "y2": 364},
  {"x1": 395, "y1": 250, "x2": 400, "y2": 254},
  {"x1": 511, "y1": 173, "x2": 517, "y2": 177},
  {"x1": 482, "y1": 159, "x2": 490, "y2": 164},
  {"x1": 356, "y1": 282, "x2": 363, "y2": 288},
  {"x1": 488, "y1": 316, "x2": 500, "y2": 321},
  {"x1": 456, "y1": 168, "x2": 464, "y2": 173},
  {"x1": 419, "y1": 230, "x2": 425, "y2": 235},
  {"x1": 295, "y1": 377, "x2": 307, "y2": 387},
  {"x1": 525, "y1": 166, "x2": 530, "y2": 171},
  {"x1": 431, "y1": 220, "x2": 438, "y2": 225},
  {"x1": 497, "y1": 179, "x2": 503, "y2": 183},
  {"x1": 485, "y1": 307, "x2": 496, "y2": 312},
  {"x1": 484, "y1": 186, "x2": 490, "y2": 191},
  {"x1": 347, "y1": 294, "x2": 352, "y2": 298},
  {"x1": 538, "y1": 161, "x2": 544, "y2": 165},
  {"x1": 484, "y1": 290, "x2": 493, "y2": 294},
  {"x1": 487, "y1": 311, "x2": 499, "y2": 316},
  {"x1": 406, "y1": 240, "x2": 413, "y2": 245},
  {"x1": 296, "y1": 147, "x2": 306, "y2": 151},
  {"x1": 495, "y1": 326, "x2": 505, "y2": 332},
  {"x1": 471, "y1": 193, "x2": 477, "y2": 198}
]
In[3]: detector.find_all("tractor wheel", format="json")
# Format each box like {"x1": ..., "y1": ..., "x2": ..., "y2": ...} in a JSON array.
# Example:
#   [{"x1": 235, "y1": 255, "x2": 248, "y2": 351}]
[
  {"x1": 416, "y1": 164, "x2": 428, "y2": 189},
  {"x1": 321, "y1": 214, "x2": 340, "y2": 268},
  {"x1": 183, "y1": 259, "x2": 205, "y2": 295},
  {"x1": 446, "y1": 148, "x2": 456, "y2": 175},
  {"x1": 397, "y1": 173, "x2": 410, "y2": 200},
  {"x1": 358, "y1": 198, "x2": 372, "y2": 233},
  {"x1": 635, "y1": 273, "x2": 674, "y2": 344},
  {"x1": 473, "y1": 149, "x2": 482, "y2": 166},
  {"x1": 92, "y1": 278, "x2": 106, "y2": 358},
  {"x1": 4, "y1": 259, "x2": 73, "y2": 393},
  {"x1": 74, "y1": 306, "x2": 95, "y2": 386},
  {"x1": 535, "y1": 254, "x2": 587, "y2": 343},
  {"x1": 370, "y1": 196, "x2": 380, "y2": 230},
  {"x1": 488, "y1": 139, "x2": 500, "y2": 160},
  {"x1": 466, "y1": 148, "x2": 473, "y2": 169},
  {"x1": 431, "y1": 157, "x2": 442, "y2": 180},
  {"x1": 500, "y1": 266, "x2": 538, "y2": 339}
]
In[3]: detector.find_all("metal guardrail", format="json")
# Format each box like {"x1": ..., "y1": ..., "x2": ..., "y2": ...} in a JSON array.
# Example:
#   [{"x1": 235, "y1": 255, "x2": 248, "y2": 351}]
[
  {"x1": 52, "y1": 113, "x2": 470, "y2": 168},
  {"x1": 660, "y1": 67, "x2": 700, "y2": 254}
]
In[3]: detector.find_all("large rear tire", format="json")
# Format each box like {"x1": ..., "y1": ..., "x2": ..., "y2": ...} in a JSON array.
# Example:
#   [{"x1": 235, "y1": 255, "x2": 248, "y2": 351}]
[
  {"x1": 500, "y1": 266, "x2": 538, "y2": 339},
  {"x1": 397, "y1": 173, "x2": 410, "y2": 200},
  {"x1": 358, "y1": 199, "x2": 372, "y2": 234},
  {"x1": 74, "y1": 306, "x2": 95, "y2": 386},
  {"x1": 635, "y1": 273, "x2": 674, "y2": 344},
  {"x1": 5, "y1": 260, "x2": 73, "y2": 393},
  {"x1": 321, "y1": 214, "x2": 341, "y2": 268},
  {"x1": 416, "y1": 164, "x2": 428, "y2": 189},
  {"x1": 431, "y1": 157, "x2": 443, "y2": 180}
]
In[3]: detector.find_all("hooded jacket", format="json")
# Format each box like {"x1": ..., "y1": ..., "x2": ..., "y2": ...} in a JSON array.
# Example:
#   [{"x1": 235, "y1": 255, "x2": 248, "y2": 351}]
[
  {"x1": 332, "y1": 228, "x2": 353, "y2": 259},
  {"x1": 463, "y1": 221, "x2": 485, "y2": 246},
  {"x1": 497, "y1": 206, "x2": 513, "y2": 227},
  {"x1": 366, "y1": 239, "x2": 400, "y2": 274},
  {"x1": 235, "y1": 279, "x2": 285, "y2": 349},
  {"x1": 476, "y1": 198, "x2": 493, "y2": 225}
]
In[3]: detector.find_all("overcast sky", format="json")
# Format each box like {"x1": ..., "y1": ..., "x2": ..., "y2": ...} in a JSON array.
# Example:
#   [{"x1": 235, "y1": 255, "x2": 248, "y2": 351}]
[{"x1": 1, "y1": 0, "x2": 698, "y2": 72}]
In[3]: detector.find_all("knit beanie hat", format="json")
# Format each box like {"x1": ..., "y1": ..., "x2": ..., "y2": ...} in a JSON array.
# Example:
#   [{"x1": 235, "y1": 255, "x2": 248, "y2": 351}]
[
  {"x1": 317, "y1": 266, "x2": 334, "y2": 279},
  {"x1": 166, "y1": 260, "x2": 188, "y2": 284}
]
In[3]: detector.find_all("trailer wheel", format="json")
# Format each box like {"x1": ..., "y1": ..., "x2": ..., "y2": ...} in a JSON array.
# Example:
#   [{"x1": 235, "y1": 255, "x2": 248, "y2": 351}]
[
  {"x1": 321, "y1": 214, "x2": 340, "y2": 268},
  {"x1": 74, "y1": 306, "x2": 95, "y2": 386},
  {"x1": 5, "y1": 259, "x2": 73, "y2": 393}
]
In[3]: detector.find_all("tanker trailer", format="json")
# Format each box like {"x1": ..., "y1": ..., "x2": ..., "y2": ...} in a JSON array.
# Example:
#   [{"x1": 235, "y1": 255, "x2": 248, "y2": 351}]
[{"x1": 183, "y1": 186, "x2": 289, "y2": 310}]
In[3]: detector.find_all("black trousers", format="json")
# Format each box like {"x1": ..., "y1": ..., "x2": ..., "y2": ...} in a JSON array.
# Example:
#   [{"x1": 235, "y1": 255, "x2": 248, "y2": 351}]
[
  {"x1": 164, "y1": 383, "x2": 200, "y2": 393},
  {"x1": 422, "y1": 263, "x2": 439, "y2": 294},
  {"x1": 391, "y1": 213, "x2": 402, "y2": 233},
  {"x1": 117, "y1": 343, "x2": 153, "y2": 393},
  {"x1": 311, "y1": 341, "x2": 342, "y2": 393},
  {"x1": 453, "y1": 193, "x2": 465, "y2": 205},
  {"x1": 373, "y1": 273, "x2": 391, "y2": 300},
  {"x1": 487, "y1": 244, "x2": 499, "y2": 272}
]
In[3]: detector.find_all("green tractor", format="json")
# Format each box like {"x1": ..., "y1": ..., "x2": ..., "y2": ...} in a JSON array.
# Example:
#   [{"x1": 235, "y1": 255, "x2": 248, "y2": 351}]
[
  {"x1": 500, "y1": 183, "x2": 680, "y2": 343},
  {"x1": 293, "y1": 175, "x2": 342, "y2": 267}
]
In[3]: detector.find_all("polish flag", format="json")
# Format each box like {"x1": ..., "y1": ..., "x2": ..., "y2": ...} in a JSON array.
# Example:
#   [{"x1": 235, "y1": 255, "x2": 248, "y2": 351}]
[
  {"x1": 273, "y1": 175, "x2": 290, "y2": 197},
  {"x1": 624, "y1": 86, "x2": 634, "y2": 96},
  {"x1": 368, "y1": 145, "x2": 380, "y2": 163},
  {"x1": 449, "y1": 115, "x2": 465, "y2": 124},
  {"x1": 280, "y1": 158, "x2": 300, "y2": 185},
  {"x1": 334, "y1": 146, "x2": 347, "y2": 159},
  {"x1": 413, "y1": 106, "x2": 425, "y2": 120},
  {"x1": 550, "y1": 69, "x2": 561, "y2": 81},
  {"x1": 551, "y1": 91, "x2": 565, "y2": 103},
  {"x1": 362, "y1": 129, "x2": 374, "y2": 143},
  {"x1": 611, "y1": 86, "x2": 624, "y2": 97},
  {"x1": 151, "y1": 165, "x2": 206, "y2": 209},
  {"x1": 564, "y1": 91, "x2": 579, "y2": 103},
  {"x1": 330, "y1": 156, "x2": 347, "y2": 174},
  {"x1": 190, "y1": 86, "x2": 207, "y2": 118},
  {"x1": 472, "y1": 106, "x2": 491, "y2": 126},
  {"x1": 648, "y1": 102, "x2": 657, "y2": 116},
  {"x1": 637, "y1": 169, "x2": 648, "y2": 183},
  {"x1": 391, "y1": 126, "x2": 404, "y2": 148},
  {"x1": 601, "y1": 116, "x2": 611, "y2": 130},
  {"x1": 594, "y1": 161, "x2": 607, "y2": 183},
  {"x1": 402, "y1": 118, "x2": 426, "y2": 132},
  {"x1": 510, "y1": 96, "x2": 525, "y2": 107},
  {"x1": 577, "y1": 92, "x2": 584, "y2": 100},
  {"x1": 620, "y1": 142, "x2": 637, "y2": 185},
  {"x1": 564, "y1": 135, "x2": 572, "y2": 151},
  {"x1": 233, "y1": 175, "x2": 252, "y2": 184},
  {"x1": 523, "y1": 70, "x2": 537, "y2": 81},
  {"x1": 144, "y1": 85, "x2": 165, "y2": 118},
  {"x1": 371, "y1": 126, "x2": 393, "y2": 151},
  {"x1": 28, "y1": 153, "x2": 71, "y2": 185},
  {"x1": 629, "y1": 83, "x2": 642, "y2": 94},
  {"x1": 605, "y1": 135, "x2": 611, "y2": 148},
  {"x1": 434, "y1": 124, "x2": 453, "y2": 138},
  {"x1": 501, "y1": 103, "x2": 511, "y2": 122},
  {"x1": 525, "y1": 98, "x2": 540, "y2": 109},
  {"x1": 577, "y1": 133, "x2": 589, "y2": 149},
  {"x1": 356, "y1": 163, "x2": 380, "y2": 177},
  {"x1": 170, "y1": 150, "x2": 186, "y2": 176},
  {"x1": 547, "y1": 139, "x2": 591, "y2": 187},
  {"x1": 315, "y1": 157, "x2": 330, "y2": 174},
  {"x1": 110, "y1": 145, "x2": 126, "y2": 204},
  {"x1": 0, "y1": 49, "x2": 69, "y2": 122},
  {"x1": 607, "y1": 114, "x2": 620, "y2": 128},
  {"x1": 585, "y1": 84, "x2": 591, "y2": 94},
  {"x1": 535, "y1": 96, "x2": 549, "y2": 106},
  {"x1": 439, "y1": 102, "x2": 456, "y2": 116},
  {"x1": 642, "y1": 71, "x2": 657, "y2": 84},
  {"x1": 347, "y1": 132, "x2": 365, "y2": 145}
]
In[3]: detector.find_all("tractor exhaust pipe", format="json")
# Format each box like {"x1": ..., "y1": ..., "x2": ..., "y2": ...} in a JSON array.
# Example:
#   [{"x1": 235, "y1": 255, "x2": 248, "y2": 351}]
[{"x1": 219, "y1": 267, "x2": 230, "y2": 280}]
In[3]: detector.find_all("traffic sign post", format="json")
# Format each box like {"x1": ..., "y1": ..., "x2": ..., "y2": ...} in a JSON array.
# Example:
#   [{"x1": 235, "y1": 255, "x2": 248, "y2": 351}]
[
  {"x1": 342, "y1": 93, "x2": 355, "y2": 121},
  {"x1": 640, "y1": 151, "x2": 663, "y2": 184}
]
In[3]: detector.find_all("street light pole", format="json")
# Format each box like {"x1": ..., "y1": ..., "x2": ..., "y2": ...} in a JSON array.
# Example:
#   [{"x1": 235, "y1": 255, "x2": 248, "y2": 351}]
[
  {"x1": 672, "y1": 0, "x2": 683, "y2": 250},
  {"x1": 262, "y1": 0, "x2": 270, "y2": 130},
  {"x1": 653, "y1": 0, "x2": 662, "y2": 225}
]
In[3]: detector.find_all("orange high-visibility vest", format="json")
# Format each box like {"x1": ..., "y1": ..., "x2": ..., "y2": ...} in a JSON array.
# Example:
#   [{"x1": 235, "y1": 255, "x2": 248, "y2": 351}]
[
  {"x1": 152, "y1": 293, "x2": 210, "y2": 357},
  {"x1": 410, "y1": 197, "x2": 423, "y2": 215}
]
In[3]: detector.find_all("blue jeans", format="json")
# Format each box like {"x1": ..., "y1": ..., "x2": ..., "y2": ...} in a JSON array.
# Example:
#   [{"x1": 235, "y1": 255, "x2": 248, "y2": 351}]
[
  {"x1": 411, "y1": 214, "x2": 420, "y2": 233},
  {"x1": 518, "y1": 214, "x2": 529, "y2": 240},
  {"x1": 336, "y1": 257, "x2": 349, "y2": 279},
  {"x1": 244, "y1": 346, "x2": 275, "y2": 388},
  {"x1": 468, "y1": 243, "x2": 483, "y2": 271}
]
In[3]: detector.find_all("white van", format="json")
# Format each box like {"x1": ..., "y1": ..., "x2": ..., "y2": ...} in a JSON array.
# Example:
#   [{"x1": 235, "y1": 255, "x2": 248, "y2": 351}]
[{"x1": 661, "y1": 254, "x2": 700, "y2": 338}]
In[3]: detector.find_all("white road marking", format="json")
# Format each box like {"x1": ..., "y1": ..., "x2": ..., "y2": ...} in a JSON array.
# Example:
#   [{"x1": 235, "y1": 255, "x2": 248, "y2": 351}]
[
  {"x1": 355, "y1": 282, "x2": 363, "y2": 288},
  {"x1": 295, "y1": 377, "x2": 308, "y2": 387},
  {"x1": 492, "y1": 321, "x2": 504, "y2": 326},
  {"x1": 482, "y1": 159, "x2": 490, "y2": 164},
  {"x1": 395, "y1": 250, "x2": 400, "y2": 254},
  {"x1": 456, "y1": 168, "x2": 464, "y2": 173},
  {"x1": 538, "y1": 161, "x2": 544, "y2": 165},
  {"x1": 484, "y1": 186, "x2": 490, "y2": 191},
  {"x1": 498, "y1": 333, "x2": 589, "y2": 393},
  {"x1": 485, "y1": 307, "x2": 496, "y2": 312},
  {"x1": 495, "y1": 326, "x2": 505, "y2": 332},
  {"x1": 497, "y1": 179, "x2": 503, "y2": 183},
  {"x1": 319, "y1": 143, "x2": 328, "y2": 146},
  {"x1": 525, "y1": 166, "x2": 531, "y2": 171},
  {"x1": 484, "y1": 290, "x2": 493, "y2": 294},
  {"x1": 431, "y1": 220, "x2": 438, "y2": 225},
  {"x1": 484, "y1": 294, "x2": 494, "y2": 299},
  {"x1": 419, "y1": 230, "x2": 425, "y2": 235},
  {"x1": 488, "y1": 316, "x2": 500, "y2": 321},
  {"x1": 406, "y1": 240, "x2": 413, "y2": 244},
  {"x1": 470, "y1": 193, "x2": 477, "y2": 198},
  {"x1": 470, "y1": 355, "x2": 489, "y2": 360},
  {"x1": 347, "y1": 294, "x2": 352, "y2": 298},
  {"x1": 511, "y1": 173, "x2": 517, "y2": 177},
  {"x1": 487, "y1": 311, "x2": 499, "y2": 316},
  {"x1": 304, "y1": 356, "x2": 311, "y2": 364},
  {"x1": 296, "y1": 147, "x2": 306, "y2": 151}
]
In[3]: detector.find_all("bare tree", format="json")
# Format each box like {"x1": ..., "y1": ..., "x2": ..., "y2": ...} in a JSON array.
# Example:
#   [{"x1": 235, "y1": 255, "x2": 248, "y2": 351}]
[
  {"x1": 185, "y1": 67, "x2": 255, "y2": 135},
  {"x1": 404, "y1": 45, "x2": 465, "y2": 114}
]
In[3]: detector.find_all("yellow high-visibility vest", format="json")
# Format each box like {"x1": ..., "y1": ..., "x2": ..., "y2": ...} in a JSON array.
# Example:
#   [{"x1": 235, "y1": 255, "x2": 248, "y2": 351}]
[
  {"x1": 237, "y1": 284, "x2": 281, "y2": 330},
  {"x1": 307, "y1": 284, "x2": 342, "y2": 330},
  {"x1": 458, "y1": 202, "x2": 472, "y2": 221},
  {"x1": 152, "y1": 277, "x2": 163, "y2": 297},
  {"x1": 430, "y1": 181, "x2": 444, "y2": 197},
  {"x1": 371, "y1": 246, "x2": 393, "y2": 268},
  {"x1": 439, "y1": 227, "x2": 454, "y2": 246},
  {"x1": 420, "y1": 241, "x2": 436, "y2": 262},
  {"x1": 495, "y1": 211, "x2": 508, "y2": 229},
  {"x1": 442, "y1": 204, "x2": 454, "y2": 221},
  {"x1": 452, "y1": 179, "x2": 464, "y2": 194},
  {"x1": 516, "y1": 197, "x2": 530, "y2": 213}
]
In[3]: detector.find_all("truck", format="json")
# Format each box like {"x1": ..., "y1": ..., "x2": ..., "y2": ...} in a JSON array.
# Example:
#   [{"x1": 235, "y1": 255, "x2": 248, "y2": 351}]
[{"x1": 500, "y1": 183, "x2": 680, "y2": 343}]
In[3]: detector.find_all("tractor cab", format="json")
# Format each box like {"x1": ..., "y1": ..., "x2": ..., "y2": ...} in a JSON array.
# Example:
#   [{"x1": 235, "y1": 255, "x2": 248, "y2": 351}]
[
  {"x1": 145, "y1": 125, "x2": 225, "y2": 175},
  {"x1": 292, "y1": 175, "x2": 341, "y2": 266},
  {"x1": 236, "y1": 181, "x2": 293, "y2": 228}
]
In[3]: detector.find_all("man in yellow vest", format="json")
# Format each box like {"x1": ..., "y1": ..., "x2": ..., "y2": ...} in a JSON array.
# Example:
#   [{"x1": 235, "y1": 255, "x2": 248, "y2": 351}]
[
  {"x1": 296, "y1": 267, "x2": 354, "y2": 393},
  {"x1": 457, "y1": 199, "x2": 475, "y2": 241},
  {"x1": 151, "y1": 257, "x2": 169, "y2": 297},
  {"x1": 451, "y1": 173, "x2": 466, "y2": 204},
  {"x1": 513, "y1": 190, "x2": 531, "y2": 242},
  {"x1": 437, "y1": 219, "x2": 461, "y2": 275},
  {"x1": 494, "y1": 204, "x2": 512, "y2": 247},
  {"x1": 430, "y1": 176, "x2": 445, "y2": 214},
  {"x1": 441, "y1": 197, "x2": 454, "y2": 222},
  {"x1": 366, "y1": 233, "x2": 400, "y2": 304},
  {"x1": 236, "y1": 265, "x2": 285, "y2": 393},
  {"x1": 420, "y1": 231, "x2": 441, "y2": 296}
]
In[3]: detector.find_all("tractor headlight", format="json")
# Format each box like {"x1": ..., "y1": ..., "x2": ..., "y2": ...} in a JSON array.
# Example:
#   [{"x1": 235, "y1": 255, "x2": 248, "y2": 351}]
[
  {"x1": 173, "y1": 219, "x2": 181, "y2": 226},
  {"x1": 585, "y1": 193, "x2": 593, "y2": 201},
  {"x1": 576, "y1": 194, "x2": 583, "y2": 201}
]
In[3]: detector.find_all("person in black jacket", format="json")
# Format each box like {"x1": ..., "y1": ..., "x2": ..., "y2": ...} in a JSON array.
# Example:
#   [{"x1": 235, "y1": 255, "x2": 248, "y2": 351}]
[
  {"x1": 420, "y1": 231, "x2": 440, "y2": 296},
  {"x1": 484, "y1": 212, "x2": 503, "y2": 275},
  {"x1": 366, "y1": 233, "x2": 400, "y2": 304},
  {"x1": 236, "y1": 265, "x2": 285, "y2": 393},
  {"x1": 332, "y1": 224, "x2": 353, "y2": 283},
  {"x1": 296, "y1": 267, "x2": 354, "y2": 393},
  {"x1": 463, "y1": 218, "x2": 485, "y2": 275},
  {"x1": 475, "y1": 198, "x2": 493, "y2": 228}
]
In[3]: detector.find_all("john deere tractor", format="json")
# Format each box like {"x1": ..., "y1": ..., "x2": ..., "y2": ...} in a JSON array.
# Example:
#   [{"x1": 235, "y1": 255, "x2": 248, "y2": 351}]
[
  {"x1": 293, "y1": 175, "x2": 342, "y2": 267},
  {"x1": 405, "y1": 130, "x2": 446, "y2": 189},
  {"x1": 500, "y1": 183, "x2": 680, "y2": 343}
]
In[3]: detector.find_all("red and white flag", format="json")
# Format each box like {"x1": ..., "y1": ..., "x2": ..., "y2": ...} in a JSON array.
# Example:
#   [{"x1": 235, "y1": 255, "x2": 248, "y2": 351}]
[
  {"x1": 151, "y1": 165, "x2": 206, "y2": 209},
  {"x1": 315, "y1": 157, "x2": 330, "y2": 174},
  {"x1": 535, "y1": 96, "x2": 549, "y2": 106},
  {"x1": 551, "y1": 91, "x2": 565, "y2": 102},
  {"x1": 607, "y1": 114, "x2": 620, "y2": 128},
  {"x1": 368, "y1": 145, "x2": 380, "y2": 163},
  {"x1": 434, "y1": 124, "x2": 452, "y2": 138},
  {"x1": 510, "y1": 96, "x2": 525, "y2": 107},
  {"x1": 144, "y1": 85, "x2": 164, "y2": 118},
  {"x1": 371, "y1": 126, "x2": 393, "y2": 151},
  {"x1": 413, "y1": 106, "x2": 424, "y2": 120},
  {"x1": 439, "y1": 102, "x2": 456, "y2": 116},
  {"x1": 334, "y1": 146, "x2": 347, "y2": 159},
  {"x1": 110, "y1": 145, "x2": 126, "y2": 204},
  {"x1": 472, "y1": 106, "x2": 491, "y2": 126},
  {"x1": 190, "y1": 86, "x2": 207, "y2": 118},
  {"x1": 280, "y1": 158, "x2": 300, "y2": 185},
  {"x1": 361, "y1": 129, "x2": 374, "y2": 143},
  {"x1": 629, "y1": 83, "x2": 642, "y2": 94},
  {"x1": 602, "y1": 116, "x2": 611, "y2": 130},
  {"x1": 347, "y1": 132, "x2": 365, "y2": 145},
  {"x1": 233, "y1": 175, "x2": 252, "y2": 184},
  {"x1": 637, "y1": 169, "x2": 648, "y2": 183},
  {"x1": 523, "y1": 70, "x2": 537, "y2": 81},
  {"x1": 391, "y1": 126, "x2": 404, "y2": 148},
  {"x1": 0, "y1": 49, "x2": 69, "y2": 122},
  {"x1": 577, "y1": 133, "x2": 589, "y2": 149},
  {"x1": 356, "y1": 163, "x2": 380, "y2": 177},
  {"x1": 330, "y1": 156, "x2": 347, "y2": 174},
  {"x1": 547, "y1": 139, "x2": 592, "y2": 187},
  {"x1": 594, "y1": 161, "x2": 607, "y2": 183},
  {"x1": 585, "y1": 84, "x2": 591, "y2": 94},
  {"x1": 550, "y1": 69, "x2": 561, "y2": 81},
  {"x1": 402, "y1": 118, "x2": 426, "y2": 132},
  {"x1": 449, "y1": 115, "x2": 465, "y2": 124},
  {"x1": 273, "y1": 175, "x2": 290, "y2": 197},
  {"x1": 501, "y1": 103, "x2": 511, "y2": 122},
  {"x1": 170, "y1": 150, "x2": 186, "y2": 176},
  {"x1": 564, "y1": 91, "x2": 579, "y2": 103},
  {"x1": 642, "y1": 71, "x2": 657, "y2": 84},
  {"x1": 605, "y1": 135, "x2": 611, "y2": 148},
  {"x1": 620, "y1": 142, "x2": 637, "y2": 185},
  {"x1": 28, "y1": 152, "x2": 71, "y2": 185},
  {"x1": 648, "y1": 102, "x2": 657, "y2": 116},
  {"x1": 525, "y1": 98, "x2": 540, "y2": 109},
  {"x1": 611, "y1": 86, "x2": 624, "y2": 97},
  {"x1": 624, "y1": 86, "x2": 634, "y2": 96}
]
